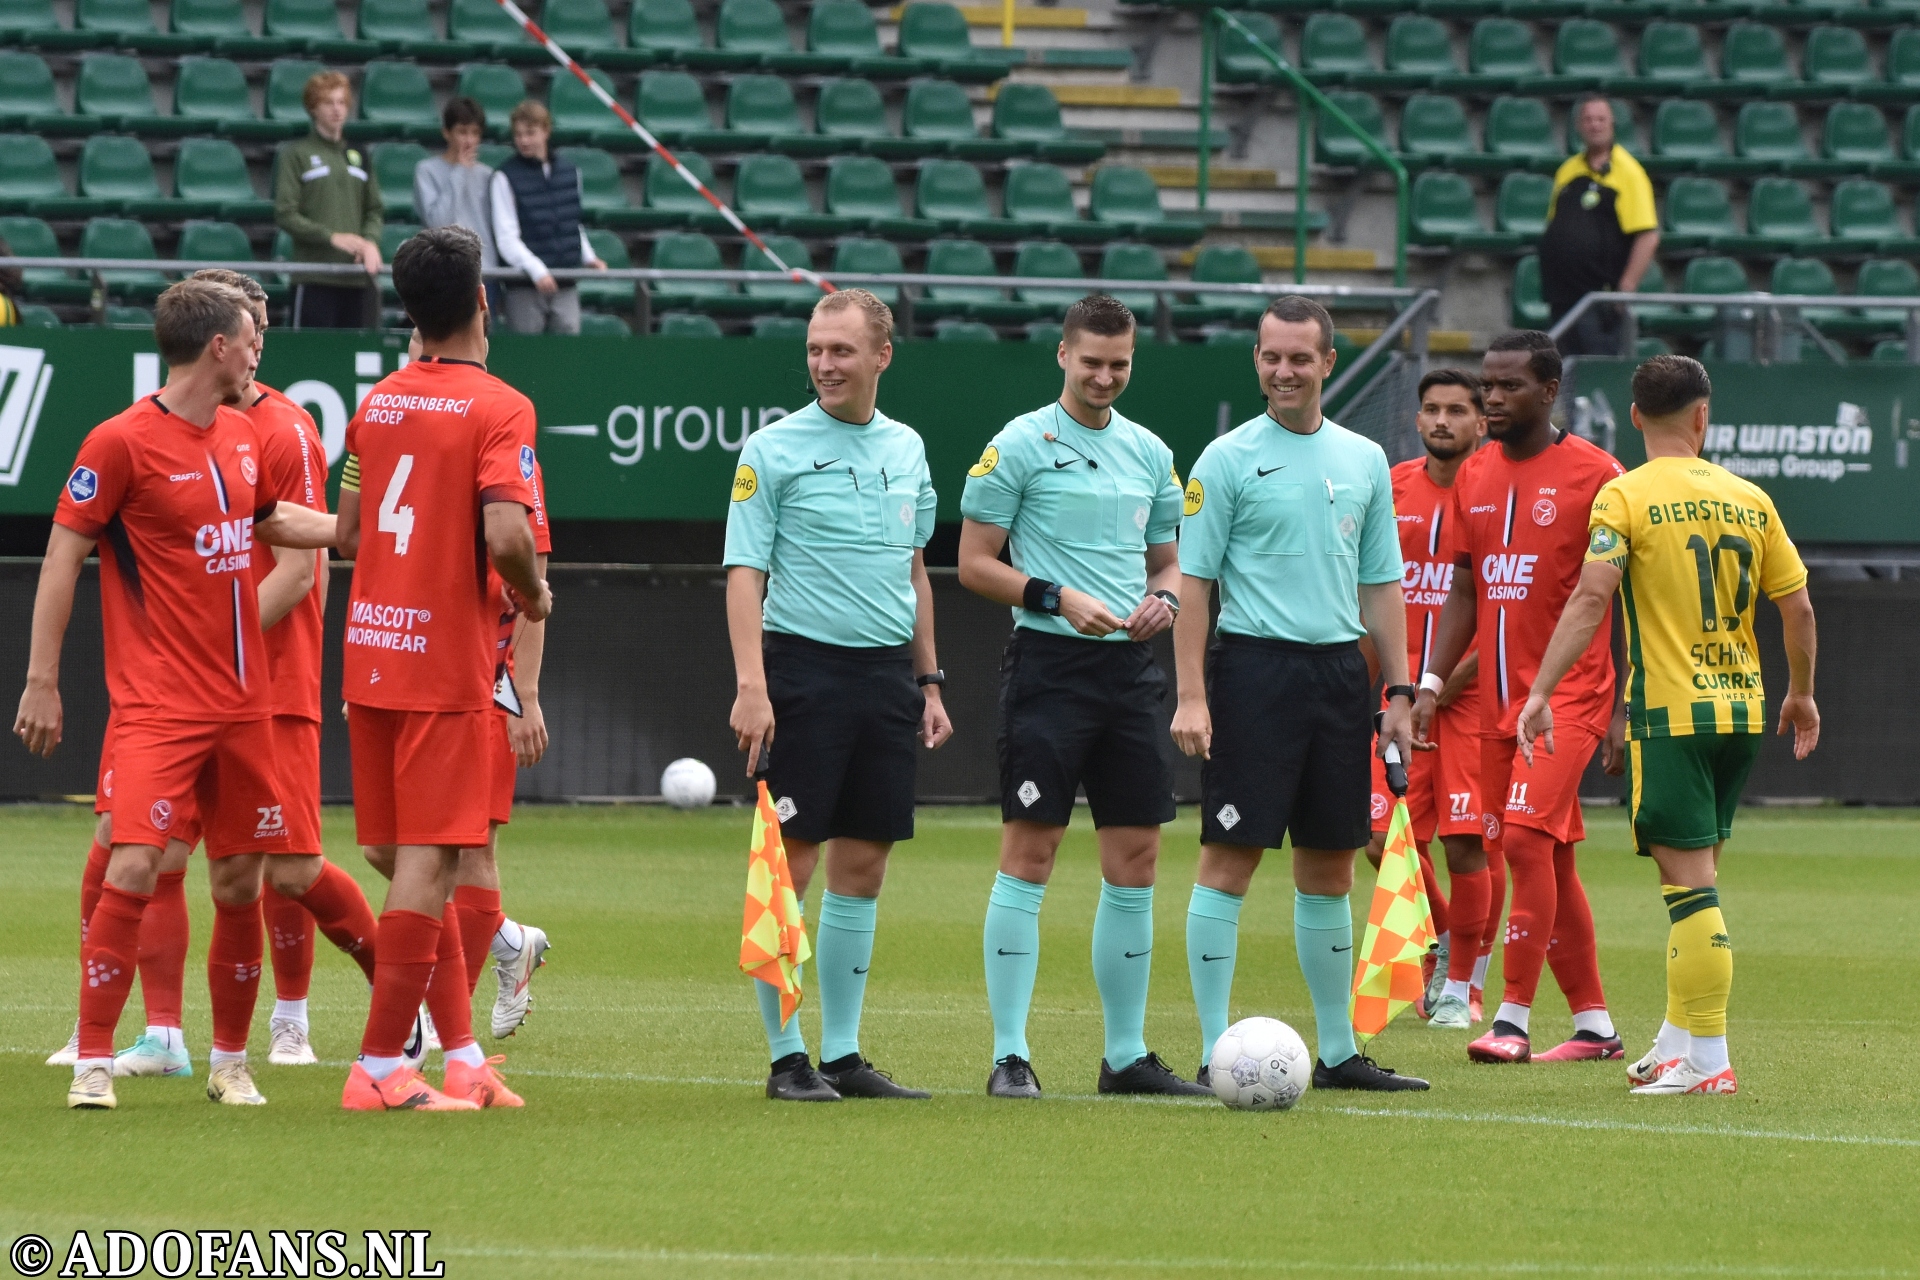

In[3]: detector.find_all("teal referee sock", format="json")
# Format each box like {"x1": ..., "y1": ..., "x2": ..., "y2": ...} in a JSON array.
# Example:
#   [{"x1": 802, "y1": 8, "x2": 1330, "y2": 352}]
[
  {"x1": 1295, "y1": 891, "x2": 1359, "y2": 1068},
  {"x1": 754, "y1": 969, "x2": 806, "y2": 1063},
  {"x1": 983, "y1": 872, "x2": 1047, "y2": 1062},
  {"x1": 815, "y1": 892, "x2": 877, "y2": 1065},
  {"x1": 1187, "y1": 885, "x2": 1244, "y2": 1067},
  {"x1": 1092, "y1": 881, "x2": 1155, "y2": 1071}
]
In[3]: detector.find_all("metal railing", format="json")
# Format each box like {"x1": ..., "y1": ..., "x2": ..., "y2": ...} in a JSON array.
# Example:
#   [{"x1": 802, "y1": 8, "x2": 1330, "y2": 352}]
[
  {"x1": 1551, "y1": 290, "x2": 1920, "y2": 364},
  {"x1": 1197, "y1": 9, "x2": 1410, "y2": 288}
]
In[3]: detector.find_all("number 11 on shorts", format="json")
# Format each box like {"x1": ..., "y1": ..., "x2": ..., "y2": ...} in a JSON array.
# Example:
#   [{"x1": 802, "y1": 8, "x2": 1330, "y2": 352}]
[{"x1": 379, "y1": 454, "x2": 416, "y2": 554}]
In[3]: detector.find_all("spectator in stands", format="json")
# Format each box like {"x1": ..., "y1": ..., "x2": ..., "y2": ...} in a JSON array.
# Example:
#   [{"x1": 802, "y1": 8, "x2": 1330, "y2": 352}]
[
  {"x1": 1540, "y1": 97, "x2": 1660, "y2": 357},
  {"x1": 416, "y1": 96, "x2": 504, "y2": 316},
  {"x1": 491, "y1": 100, "x2": 605, "y2": 336},
  {"x1": 273, "y1": 70, "x2": 385, "y2": 329}
]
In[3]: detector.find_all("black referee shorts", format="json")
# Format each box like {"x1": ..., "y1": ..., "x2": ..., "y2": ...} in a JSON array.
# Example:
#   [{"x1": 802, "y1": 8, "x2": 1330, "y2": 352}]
[
  {"x1": 763, "y1": 632, "x2": 922, "y2": 845},
  {"x1": 997, "y1": 628, "x2": 1177, "y2": 829},
  {"x1": 1200, "y1": 634, "x2": 1373, "y2": 851}
]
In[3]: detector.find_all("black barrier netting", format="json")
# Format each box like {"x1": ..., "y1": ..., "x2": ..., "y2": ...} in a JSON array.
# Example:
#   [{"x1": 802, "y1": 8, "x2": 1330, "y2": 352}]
[{"x1": 0, "y1": 560, "x2": 1911, "y2": 805}]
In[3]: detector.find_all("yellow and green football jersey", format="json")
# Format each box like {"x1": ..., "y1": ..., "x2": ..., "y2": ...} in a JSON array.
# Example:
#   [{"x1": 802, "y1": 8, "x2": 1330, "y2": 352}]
[{"x1": 1586, "y1": 455, "x2": 1807, "y2": 738}]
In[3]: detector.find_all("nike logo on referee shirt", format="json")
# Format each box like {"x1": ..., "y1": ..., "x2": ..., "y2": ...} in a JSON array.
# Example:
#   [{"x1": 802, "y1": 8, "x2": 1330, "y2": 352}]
[
  {"x1": 1257, "y1": 465, "x2": 1286, "y2": 476},
  {"x1": 813, "y1": 458, "x2": 840, "y2": 470},
  {"x1": 1053, "y1": 459, "x2": 1080, "y2": 469}
]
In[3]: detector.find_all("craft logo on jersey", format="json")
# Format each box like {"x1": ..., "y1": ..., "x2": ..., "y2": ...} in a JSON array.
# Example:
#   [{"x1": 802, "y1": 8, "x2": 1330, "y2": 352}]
[
  {"x1": 1480, "y1": 552, "x2": 1538, "y2": 600},
  {"x1": 150, "y1": 798, "x2": 173, "y2": 832},
  {"x1": 67, "y1": 466, "x2": 98, "y2": 503},
  {"x1": 1532, "y1": 498, "x2": 1557, "y2": 527},
  {"x1": 520, "y1": 444, "x2": 536, "y2": 481},
  {"x1": 240, "y1": 455, "x2": 257, "y2": 486}
]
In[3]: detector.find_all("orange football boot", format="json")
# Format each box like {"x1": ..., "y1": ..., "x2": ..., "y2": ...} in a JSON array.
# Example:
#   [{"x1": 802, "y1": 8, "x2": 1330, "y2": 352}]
[
  {"x1": 444, "y1": 1055, "x2": 524, "y2": 1108},
  {"x1": 342, "y1": 1063, "x2": 479, "y2": 1111}
]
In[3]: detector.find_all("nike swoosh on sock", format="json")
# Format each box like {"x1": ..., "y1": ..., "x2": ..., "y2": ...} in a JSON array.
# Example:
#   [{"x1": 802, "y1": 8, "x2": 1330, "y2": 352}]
[
  {"x1": 1200, "y1": 953, "x2": 1231, "y2": 962},
  {"x1": 1124, "y1": 949, "x2": 1152, "y2": 958},
  {"x1": 1331, "y1": 945, "x2": 1353, "y2": 953},
  {"x1": 996, "y1": 949, "x2": 1031, "y2": 956}
]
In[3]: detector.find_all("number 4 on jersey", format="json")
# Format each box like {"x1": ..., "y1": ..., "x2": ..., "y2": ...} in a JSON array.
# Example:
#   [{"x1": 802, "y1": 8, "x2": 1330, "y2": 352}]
[{"x1": 378, "y1": 454, "x2": 416, "y2": 554}]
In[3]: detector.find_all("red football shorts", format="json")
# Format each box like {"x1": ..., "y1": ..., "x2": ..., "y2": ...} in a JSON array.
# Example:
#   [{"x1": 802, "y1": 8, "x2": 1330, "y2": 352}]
[
  {"x1": 489, "y1": 711, "x2": 516, "y2": 827},
  {"x1": 95, "y1": 715, "x2": 206, "y2": 849},
  {"x1": 348, "y1": 705, "x2": 492, "y2": 848},
  {"x1": 106, "y1": 717, "x2": 282, "y2": 858},
  {"x1": 1371, "y1": 702, "x2": 1484, "y2": 844},
  {"x1": 271, "y1": 715, "x2": 324, "y2": 855},
  {"x1": 1479, "y1": 724, "x2": 1601, "y2": 851}
]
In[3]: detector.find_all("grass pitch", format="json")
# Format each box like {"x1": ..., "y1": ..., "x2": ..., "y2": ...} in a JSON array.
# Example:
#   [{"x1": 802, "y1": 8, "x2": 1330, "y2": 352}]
[{"x1": 2, "y1": 803, "x2": 1917, "y2": 1279}]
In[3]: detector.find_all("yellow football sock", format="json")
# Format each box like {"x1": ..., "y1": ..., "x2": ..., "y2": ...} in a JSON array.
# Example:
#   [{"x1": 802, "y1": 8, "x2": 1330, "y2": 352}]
[{"x1": 1663, "y1": 885, "x2": 1732, "y2": 1038}]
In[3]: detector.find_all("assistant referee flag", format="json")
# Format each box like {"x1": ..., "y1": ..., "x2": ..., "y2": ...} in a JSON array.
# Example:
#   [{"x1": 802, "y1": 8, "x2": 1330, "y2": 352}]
[
  {"x1": 1350, "y1": 798, "x2": 1437, "y2": 1044},
  {"x1": 740, "y1": 780, "x2": 811, "y2": 1024}
]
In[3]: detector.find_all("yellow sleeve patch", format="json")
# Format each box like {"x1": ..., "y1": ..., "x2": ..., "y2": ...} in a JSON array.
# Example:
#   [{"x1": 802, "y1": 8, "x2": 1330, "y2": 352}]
[
  {"x1": 968, "y1": 445, "x2": 1000, "y2": 478},
  {"x1": 1170, "y1": 464, "x2": 1181, "y2": 485},
  {"x1": 731, "y1": 463, "x2": 758, "y2": 502},
  {"x1": 1183, "y1": 476, "x2": 1204, "y2": 517}
]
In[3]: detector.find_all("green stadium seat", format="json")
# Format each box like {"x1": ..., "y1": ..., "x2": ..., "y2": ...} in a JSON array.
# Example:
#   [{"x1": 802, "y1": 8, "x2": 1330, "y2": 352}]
[
  {"x1": 78, "y1": 216, "x2": 170, "y2": 298},
  {"x1": 1095, "y1": 242, "x2": 1165, "y2": 318},
  {"x1": 372, "y1": 141, "x2": 429, "y2": 219},
  {"x1": 79, "y1": 134, "x2": 170, "y2": 215},
  {"x1": 1733, "y1": 101, "x2": 1810, "y2": 175},
  {"x1": 731, "y1": 74, "x2": 831, "y2": 155},
  {"x1": 477, "y1": 141, "x2": 512, "y2": 167},
  {"x1": 936, "y1": 319, "x2": 998, "y2": 341},
  {"x1": 1512, "y1": 254, "x2": 1549, "y2": 327},
  {"x1": 993, "y1": 83, "x2": 1101, "y2": 163},
  {"x1": 549, "y1": 67, "x2": 621, "y2": 143},
  {"x1": 1314, "y1": 91, "x2": 1389, "y2": 168},
  {"x1": 816, "y1": 77, "x2": 891, "y2": 146},
  {"x1": 176, "y1": 218, "x2": 255, "y2": 267},
  {"x1": 1769, "y1": 256, "x2": 1845, "y2": 327},
  {"x1": 650, "y1": 232, "x2": 737, "y2": 308},
  {"x1": 1650, "y1": 99, "x2": 1728, "y2": 174},
  {"x1": 638, "y1": 71, "x2": 721, "y2": 146},
  {"x1": 920, "y1": 236, "x2": 1007, "y2": 319},
  {"x1": 1399, "y1": 94, "x2": 1474, "y2": 164},
  {"x1": 1003, "y1": 162, "x2": 1100, "y2": 241},
  {"x1": 1300, "y1": 15, "x2": 1374, "y2": 86},
  {"x1": 356, "y1": 0, "x2": 433, "y2": 52},
  {"x1": 824, "y1": 155, "x2": 924, "y2": 236},
  {"x1": 263, "y1": 0, "x2": 350, "y2": 53},
  {"x1": 168, "y1": 0, "x2": 250, "y2": 51},
  {"x1": 265, "y1": 59, "x2": 326, "y2": 124},
  {"x1": 0, "y1": 52, "x2": 71, "y2": 133},
  {"x1": 1409, "y1": 170, "x2": 1486, "y2": 245},
  {"x1": 103, "y1": 305, "x2": 155, "y2": 326},
  {"x1": 1720, "y1": 23, "x2": 1792, "y2": 90},
  {"x1": 1677, "y1": 254, "x2": 1750, "y2": 330},
  {"x1": 1089, "y1": 165, "x2": 1199, "y2": 244},
  {"x1": 1475, "y1": 96, "x2": 1557, "y2": 170},
  {"x1": 742, "y1": 234, "x2": 818, "y2": 311},
  {"x1": 897, "y1": 3, "x2": 1000, "y2": 81},
  {"x1": 0, "y1": 136, "x2": 79, "y2": 216},
  {"x1": 1172, "y1": 244, "x2": 1265, "y2": 327},
  {"x1": 374, "y1": 221, "x2": 420, "y2": 299},
  {"x1": 1869, "y1": 338, "x2": 1913, "y2": 363},
  {"x1": 1738, "y1": 177, "x2": 1824, "y2": 254},
  {"x1": 733, "y1": 153, "x2": 830, "y2": 232},
  {"x1": 1215, "y1": 11, "x2": 1283, "y2": 84},
  {"x1": 450, "y1": 0, "x2": 535, "y2": 58},
  {"x1": 0, "y1": 0, "x2": 60, "y2": 42},
  {"x1": 79, "y1": 54, "x2": 179, "y2": 134},
  {"x1": 1495, "y1": 170, "x2": 1552, "y2": 236},
  {"x1": 905, "y1": 79, "x2": 1016, "y2": 160},
  {"x1": 1866, "y1": 29, "x2": 1920, "y2": 102},
  {"x1": 1383, "y1": 15, "x2": 1456, "y2": 88},
  {"x1": 1012, "y1": 239, "x2": 1085, "y2": 316},
  {"x1": 1824, "y1": 102, "x2": 1893, "y2": 172},
  {"x1": 543, "y1": 0, "x2": 621, "y2": 56},
  {"x1": 1202, "y1": 327, "x2": 1253, "y2": 347},
  {"x1": 916, "y1": 158, "x2": 998, "y2": 233},
  {"x1": 578, "y1": 311, "x2": 632, "y2": 335},
  {"x1": 77, "y1": 0, "x2": 159, "y2": 42},
  {"x1": 0, "y1": 213, "x2": 88, "y2": 300},
  {"x1": 1025, "y1": 320, "x2": 1061, "y2": 345},
  {"x1": 455, "y1": 63, "x2": 527, "y2": 134},
  {"x1": 717, "y1": 0, "x2": 808, "y2": 70},
  {"x1": 1661, "y1": 175, "x2": 1737, "y2": 249},
  {"x1": 174, "y1": 136, "x2": 266, "y2": 218},
  {"x1": 1851, "y1": 257, "x2": 1920, "y2": 334},
  {"x1": 16, "y1": 303, "x2": 60, "y2": 326},
  {"x1": 830, "y1": 235, "x2": 903, "y2": 304},
  {"x1": 1635, "y1": 22, "x2": 1709, "y2": 87},
  {"x1": 638, "y1": 150, "x2": 721, "y2": 228},
  {"x1": 657, "y1": 310, "x2": 724, "y2": 336},
  {"x1": 578, "y1": 227, "x2": 634, "y2": 308},
  {"x1": 354, "y1": 61, "x2": 439, "y2": 142},
  {"x1": 1467, "y1": 19, "x2": 1542, "y2": 92},
  {"x1": 555, "y1": 146, "x2": 626, "y2": 221},
  {"x1": 630, "y1": 0, "x2": 705, "y2": 62},
  {"x1": 811, "y1": 0, "x2": 898, "y2": 78},
  {"x1": 747, "y1": 313, "x2": 805, "y2": 339},
  {"x1": 1552, "y1": 19, "x2": 1623, "y2": 90},
  {"x1": 1802, "y1": 25, "x2": 1872, "y2": 90},
  {"x1": 173, "y1": 58, "x2": 253, "y2": 131},
  {"x1": 1830, "y1": 177, "x2": 1919, "y2": 251}
]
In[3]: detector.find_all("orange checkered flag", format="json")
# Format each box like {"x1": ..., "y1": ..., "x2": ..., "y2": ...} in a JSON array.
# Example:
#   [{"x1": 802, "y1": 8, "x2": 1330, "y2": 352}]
[
  {"x1": 739, "y1": 779, "x2": 811, "y2": 1025},
  {"x1": 1349, "y1": 793, "x2": 1437, "y2": 1046}
]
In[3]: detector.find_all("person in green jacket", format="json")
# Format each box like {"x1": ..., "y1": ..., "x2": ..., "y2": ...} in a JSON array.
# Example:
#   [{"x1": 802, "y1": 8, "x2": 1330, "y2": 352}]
[{"x1": 273, "y1": 71, "x2": 384, "y2": 329}]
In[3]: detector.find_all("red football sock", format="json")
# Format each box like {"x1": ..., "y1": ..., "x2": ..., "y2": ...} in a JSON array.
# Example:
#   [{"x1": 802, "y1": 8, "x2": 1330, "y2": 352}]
[
  {"x1": 1445, "y1": 868, "x2": 1491, "y2": 984},
  {"x1": 293, "y1": 860, "x2": 379, "y2": 983},
  {"x1": 207, "y1": 895, "x2": 264, "y2": 1054},
  {"x1": 423, "y1": 904, "x2": 477, "y2": 1052},
  {"x1": 79, "y1": 884, "x2": 147, "y2": 1060},
  {"x1": 80, "y1": 841, "x2": 110, "y2": 945},
  {"x1": 1544, "y1": 840, "x2": 1608, "y2": 1014},
  {"x1": 137, "y1": 869, "x2": 188, "y2": 1029},
  {"x1": 1499, "y1": 825, "x2": 1558, "y2": 1012},
  {"x1": 452, "y1": 885, "x2": 503, "y2": 996},
  {"x1": 263, "y1": 882, "x2": 315, "y2": 1001},
  {"x1": 1418, "y1": 848, "x2": 1451, "y2": 938},
  {"x1": 1481, "y1": 844, "x2": 1508, "y2": 959},
  {"x1": 362, "y1": 910, "x2": 441, "y2": 1058}
]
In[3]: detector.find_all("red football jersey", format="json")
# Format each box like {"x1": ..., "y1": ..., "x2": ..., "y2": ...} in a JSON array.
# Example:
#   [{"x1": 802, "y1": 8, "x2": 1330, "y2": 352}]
[
  {"x1": 1450, "y1": 431, "x2": 1625, "y2": 738},
  {"x1": 248, "y1": 383, "x2": 328, "y2": 721},
  {"x1": 487, "y1": 414, "x2": 551, "y2": 688},
  {"x1": 1391, "y1": 456, "x2": 1478, "y2": 723},
  {"x1": 342, "y1": 357, "x2": 537, "y2": 712},
  {"x1": 53, "y1": 396, "x2": 283, "y2": 722}
]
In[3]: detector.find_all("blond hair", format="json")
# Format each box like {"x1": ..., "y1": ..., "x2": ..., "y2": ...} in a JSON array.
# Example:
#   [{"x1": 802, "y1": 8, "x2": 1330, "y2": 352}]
[
  {"x1": 812, "y1": 288, "x2": 893, "y2": 348},
  {"x1": 154, "y1": 279, "x2": 251, "y2": 367},
  {"x1": 509, "y1": 99, "x2": 552, "y2": 132},
  {"x1": 302, "y1": 70, "x2": 351, "y2": 114}
]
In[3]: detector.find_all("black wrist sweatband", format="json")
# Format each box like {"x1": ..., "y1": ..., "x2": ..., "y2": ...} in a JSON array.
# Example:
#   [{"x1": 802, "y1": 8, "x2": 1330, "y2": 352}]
[{"x1": 1023, "y1": 578, "x2": 1057, "y2": 613}]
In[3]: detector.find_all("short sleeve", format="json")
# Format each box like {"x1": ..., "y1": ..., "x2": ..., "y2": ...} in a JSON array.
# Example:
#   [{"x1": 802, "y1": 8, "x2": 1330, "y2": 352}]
[
  {"x1": 529, "y1": 459, "x2": 551, "y2": 554},
  {"x1": 1585, "y1": 477, "x2": 1631, "y2": 569},
  {"x1": 1357, "y1": 446, "x2": 1401, "y2": 584},
  {"x1": 477, "y1": 401, "x2": 537, "y2": 508},
  {"x1": 914, "y1": 451, "x2": 937, "y2": 549},
  {"x1": 958, "y1": 429, "x2": 1022, "y2": 529},
  {"x1": 53, "y1": 427, "x2": 133, "y2": 539},
  {"x1": 723, "y1": 432, "x2": 777, "y2": 571},
  {"x1": 1613, "y1": 152, "x2": 1658, "y2": 235},
  {"x1": 1176, "y1": 443, "x2": 1231, "y2": 581},
  {"x1": 1146, "y1": 449, "x2": 1183, "y2": 544},
  {"x1": 1757, "y1": 497, "x2": 1807, "y2": 599}
]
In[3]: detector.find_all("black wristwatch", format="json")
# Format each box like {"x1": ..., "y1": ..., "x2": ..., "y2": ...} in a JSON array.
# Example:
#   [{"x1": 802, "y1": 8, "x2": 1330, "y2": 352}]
[
  {"x1": 916, "y1": 670, "x2": 946, "y2": 688},
  {"x1": 1385, "y1": 684, "x2": 1417, "y2": 704},
  {"x1": 1151, "y1": 588, "x2": 1181, "y2": 615}
]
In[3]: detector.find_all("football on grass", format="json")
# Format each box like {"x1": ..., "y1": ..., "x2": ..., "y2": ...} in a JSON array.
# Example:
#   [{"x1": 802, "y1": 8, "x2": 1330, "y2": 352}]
[
  {"x1": 1208, "y1": 1017, "x2": 1310, "y2": 1111},
  {"x1": 660, "y1": 758, "x2": 717, "y2": 810}
]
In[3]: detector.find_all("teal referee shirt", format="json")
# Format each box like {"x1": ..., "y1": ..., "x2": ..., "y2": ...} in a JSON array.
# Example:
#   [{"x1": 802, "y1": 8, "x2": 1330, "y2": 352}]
[
  {"x1": 722, "y1": 401, "x2": 937, "y2": 648},
  {"x1": 1179, "y1": 413, "x2": 1399, "y2": 644},
  {"x1": 959, "y1": 403, "x2": 1184, "y2": 641}
]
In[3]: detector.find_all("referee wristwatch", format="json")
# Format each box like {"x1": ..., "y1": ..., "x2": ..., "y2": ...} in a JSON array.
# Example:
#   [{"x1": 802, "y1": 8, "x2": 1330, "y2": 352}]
[
  {"x1": 1384, "y1": 684, "x2": 1417, "y2": 704},
  {"x1": 917, "y1": 670, "x2": 946, "y2": 688},
  {"x1": 1151, "y1": 589, "x2": 1180, "y2": 615}
]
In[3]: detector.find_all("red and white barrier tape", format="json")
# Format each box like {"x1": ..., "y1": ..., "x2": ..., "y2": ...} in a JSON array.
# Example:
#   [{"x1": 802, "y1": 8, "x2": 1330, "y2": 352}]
[{"x1": 493, "y1": 0, "x2": 832, "y2": 291}]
